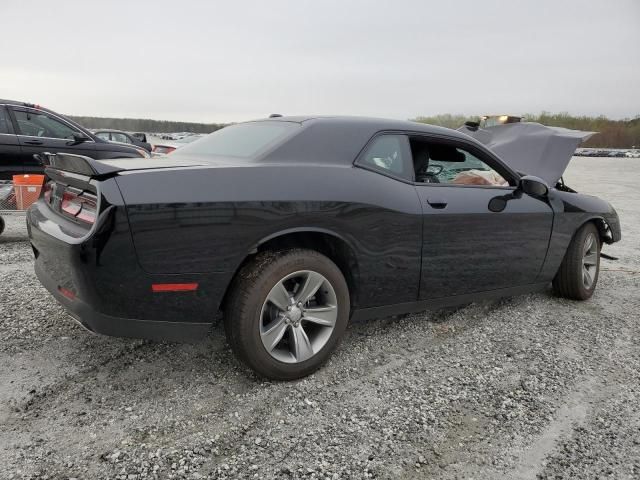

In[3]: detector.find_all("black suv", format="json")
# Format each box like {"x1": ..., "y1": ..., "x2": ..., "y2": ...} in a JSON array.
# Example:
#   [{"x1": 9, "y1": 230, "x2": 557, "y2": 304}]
[{"x1": 0, "y1": 100, "x2": 147, "y2": 179}]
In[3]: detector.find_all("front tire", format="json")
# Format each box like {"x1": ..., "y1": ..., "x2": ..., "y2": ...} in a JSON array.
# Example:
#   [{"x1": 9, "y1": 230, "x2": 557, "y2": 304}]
[
  {"x1": 224, "y1": 249, "x2": 350, "y2": 380},
  {"x1": 552, "y1": 223, "x2": 601, "y2": 300}
]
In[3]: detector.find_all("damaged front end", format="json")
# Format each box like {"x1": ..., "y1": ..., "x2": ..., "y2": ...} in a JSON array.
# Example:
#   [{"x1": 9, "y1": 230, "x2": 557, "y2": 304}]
[
  {"x1": 458, "y1": 117, "x2": 596, "y2": 188},
  {"x1": 459, "y1": 117, "x2": 621, "y2": 247}
]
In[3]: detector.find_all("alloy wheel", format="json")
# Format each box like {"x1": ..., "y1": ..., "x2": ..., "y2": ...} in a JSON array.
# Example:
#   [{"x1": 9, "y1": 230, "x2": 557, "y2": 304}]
[
  {"x1": 260, "y1": 270, "x2": 338, "y2": 363},
  {"x1": 582, "y1": 232, "x2": 599, "y2": 289}
]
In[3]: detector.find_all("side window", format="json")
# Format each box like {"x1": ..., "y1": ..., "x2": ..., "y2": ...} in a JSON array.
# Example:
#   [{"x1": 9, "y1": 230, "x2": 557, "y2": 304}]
[
  {"x1": 0, "y1": 107, "x2": 12, "y2": 134},
  {"x1": 96, "y1": 132, "x2": 111, "y2": 141},
  {"x1": 13, "y1": 109, "x2": 79, "y2": 140},
  {"x1": 111, "y1": 132, "x2": 131, "y2": 143},
  {"x1": 410, "y1": 137, "x2": 509, "y2": 186},
  {"x1": 359, "y1": 134, "x2": 413, "y2": 181}
]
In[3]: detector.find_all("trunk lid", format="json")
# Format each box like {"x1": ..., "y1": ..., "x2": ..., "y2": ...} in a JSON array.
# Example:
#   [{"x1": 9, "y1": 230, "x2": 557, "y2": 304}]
[{"x1": 34, "y1": 152, "x2": 208, "y2": 231}]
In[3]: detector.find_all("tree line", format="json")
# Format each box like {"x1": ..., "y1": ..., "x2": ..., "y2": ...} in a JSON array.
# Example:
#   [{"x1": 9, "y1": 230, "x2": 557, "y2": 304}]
[
  {"x1": 69, "y1": 112, "x2": 640, "y2": 148},
  {"x1": 69, "y1": 116, "x2": 226, "y2": 134},
  {"x1": 413, "y1": 113, "x2": 640, "y2": 148}
]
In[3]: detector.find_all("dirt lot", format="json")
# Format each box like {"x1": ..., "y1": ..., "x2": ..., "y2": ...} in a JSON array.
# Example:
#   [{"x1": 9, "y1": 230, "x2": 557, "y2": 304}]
[{"x1": 1, "y1": 157, "x2": 639, "y2": 480}]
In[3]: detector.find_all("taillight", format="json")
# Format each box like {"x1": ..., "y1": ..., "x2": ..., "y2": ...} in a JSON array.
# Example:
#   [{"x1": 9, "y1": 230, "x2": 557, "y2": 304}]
[
  {"x1": 60, "y1": 189, "x2": 97, "y2": 224},
  {"x1": 152, "y1": 145, "x2": 176, "y2": 155},
  {"x1": 58, "y1": 286, "x2": 76, "y2": 300}
]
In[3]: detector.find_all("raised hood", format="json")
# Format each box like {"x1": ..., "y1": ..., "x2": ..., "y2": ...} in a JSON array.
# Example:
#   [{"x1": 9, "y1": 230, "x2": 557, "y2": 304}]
[{"x1": 458, "y1": 122, "x2": 596, "y2": 185}]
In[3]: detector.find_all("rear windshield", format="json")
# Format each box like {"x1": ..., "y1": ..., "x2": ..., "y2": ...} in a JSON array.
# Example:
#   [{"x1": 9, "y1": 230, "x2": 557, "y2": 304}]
[{"x1": 177, "y1": 121, "x2": 300, "y2": 159}]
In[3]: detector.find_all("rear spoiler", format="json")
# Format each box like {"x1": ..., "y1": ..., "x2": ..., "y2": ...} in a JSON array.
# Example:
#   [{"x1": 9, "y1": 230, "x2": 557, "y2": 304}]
[
  {"x1": 35, "y1": 152, "x2": 122, "y2": 177},
  {"x1": 35, "y1": 152, "x2": 207, "y2": 177}
]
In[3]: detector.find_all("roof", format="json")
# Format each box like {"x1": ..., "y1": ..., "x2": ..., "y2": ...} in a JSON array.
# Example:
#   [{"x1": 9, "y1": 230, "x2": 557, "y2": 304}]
[
  {"x1": 0, "y1": 98, "x2": 59, "y2": 116},
  {"x1": 240, "y1": 115, "x2": 479, "y2": 166},
  {"x1": 254, "y1": 115, "x2": 471, "y2": 141},
  {"x1": 0, "y1": 99, "x2": 26, "y2": 106},
  {"x1": 0, "y1": 98, "x2": 50, "y2": 109}
]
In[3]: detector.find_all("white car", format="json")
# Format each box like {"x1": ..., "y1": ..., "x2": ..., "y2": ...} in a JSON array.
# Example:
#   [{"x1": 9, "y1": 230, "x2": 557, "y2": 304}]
[{"x1": 151, "y1": 134, "x2": 204, "y2": 155}]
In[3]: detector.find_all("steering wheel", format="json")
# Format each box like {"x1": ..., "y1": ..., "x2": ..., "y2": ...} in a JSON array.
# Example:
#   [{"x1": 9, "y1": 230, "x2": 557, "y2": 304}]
[
  {"x1": 426, "y1": 164, "x2": 443, "y2": 176},
  {"x1": 416, "y1": 163, "x2": 442, "y2": 183}
]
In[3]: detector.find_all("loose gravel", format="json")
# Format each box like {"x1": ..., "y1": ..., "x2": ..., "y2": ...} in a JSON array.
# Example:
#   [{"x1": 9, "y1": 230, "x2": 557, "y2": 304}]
[{"x1": 1, "y1": 158, "x2": 639, "y2": 479}]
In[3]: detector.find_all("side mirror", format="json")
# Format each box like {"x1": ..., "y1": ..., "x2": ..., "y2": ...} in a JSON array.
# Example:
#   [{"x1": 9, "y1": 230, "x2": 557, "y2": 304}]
[
  {"x1": 519, "y1": 175, "x2": 549, "y2": 197},
  {"x1": 71, "y1": 132, "x2": 90, "y2": 144}
]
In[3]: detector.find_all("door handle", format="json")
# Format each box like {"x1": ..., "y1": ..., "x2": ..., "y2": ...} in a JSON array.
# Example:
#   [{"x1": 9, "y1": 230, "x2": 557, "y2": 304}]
[
  {"x1": 427, "y1": 197, "x2": 448, "y2": 209},
  {"x1": 24, "y1": 140, "x2": 44, "y2": 145}
]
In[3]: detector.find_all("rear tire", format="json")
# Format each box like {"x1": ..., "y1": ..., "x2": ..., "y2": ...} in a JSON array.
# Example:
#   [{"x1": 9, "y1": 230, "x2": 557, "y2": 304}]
[
  {"x1": 224, "y1": 249, "x2": 350, "y2": 380},
  {"x1": 552, "y1": 223, "x2": 601, "y2": 300}
]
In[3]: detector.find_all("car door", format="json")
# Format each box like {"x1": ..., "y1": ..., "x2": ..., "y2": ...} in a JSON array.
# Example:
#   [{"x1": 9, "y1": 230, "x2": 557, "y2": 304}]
[
  {"x1": 354, "y1": 133, "x2": 424, "y2": 306},
  {"x1": 410, "y1": 135, "x2": 554, "y2": 299},
  {"x1": 9, "y1": 106, "x2": 96, "y2": 173}
]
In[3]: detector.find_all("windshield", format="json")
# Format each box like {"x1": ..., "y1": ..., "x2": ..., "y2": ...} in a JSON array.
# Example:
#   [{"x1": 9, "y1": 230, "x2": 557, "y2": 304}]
[
  {"x1": 435, "y1": 151, "x2": 490, "y2": 182},
  {"x1": 178, "y1": 121, "x2": 300, "y2": 158}
]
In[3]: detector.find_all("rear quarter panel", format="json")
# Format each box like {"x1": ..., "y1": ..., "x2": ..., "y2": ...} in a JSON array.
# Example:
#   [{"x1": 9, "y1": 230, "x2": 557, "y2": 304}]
[
  {"x1": 115, "y1": 164, "x2": 423, "y2": 308},
  {"x1": 27, "y1": 177, "x2": 224, "y2": 323}
]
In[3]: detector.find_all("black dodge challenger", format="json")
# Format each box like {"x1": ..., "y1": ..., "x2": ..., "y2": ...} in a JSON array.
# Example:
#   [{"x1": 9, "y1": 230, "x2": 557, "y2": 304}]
[{"x1": 26, "y1": 116, "x2": 621, "y2": 380}]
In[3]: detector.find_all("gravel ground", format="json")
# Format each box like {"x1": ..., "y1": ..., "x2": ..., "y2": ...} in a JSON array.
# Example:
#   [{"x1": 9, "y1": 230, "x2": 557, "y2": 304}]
[{"x1": 1, "y1": 157, "x2": 639, "y2": 480}]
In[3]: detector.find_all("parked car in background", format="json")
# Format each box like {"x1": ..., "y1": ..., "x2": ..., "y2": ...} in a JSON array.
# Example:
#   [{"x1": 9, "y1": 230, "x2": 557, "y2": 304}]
[
  {"x1": 131, "y1": 132, "x2": 148, "y2": 143},
  {"x1": 28, "y1": 116, "x2": 620, "y2": 380},
  {"x1": 0, "y1": 180, "x2": 15, "y2": 234},
  {"x1": 152, "y1": 134, "x2": 204, "y2": 155},
  {"x1": 0, "y1": 180, "x2": 15, "y2": 206},
  {"x1": 0, "y1": 99, "x2": 148, "y2": 180},
  {"x1": 94, "y1": 130, "x2": 152, "y2": 152}
]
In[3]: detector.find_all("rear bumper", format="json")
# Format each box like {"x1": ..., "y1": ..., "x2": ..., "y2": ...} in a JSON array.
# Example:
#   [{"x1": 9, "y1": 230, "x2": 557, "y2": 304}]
[
  {"x1": 26, "y1": 186, "x2": 228, "y2": 342},
  {"x1": 35, "y1": 254, "x2": 211, "y2": 342}
]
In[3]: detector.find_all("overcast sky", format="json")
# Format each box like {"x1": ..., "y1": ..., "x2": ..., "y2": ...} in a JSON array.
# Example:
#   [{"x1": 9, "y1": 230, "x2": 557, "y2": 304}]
[{"x1": 1, "y1": 0, "x2": 638, "y2": 123}]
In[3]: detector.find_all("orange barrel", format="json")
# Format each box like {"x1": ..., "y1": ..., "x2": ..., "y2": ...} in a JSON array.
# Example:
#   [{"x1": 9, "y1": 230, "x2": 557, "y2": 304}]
[{"x1": 13, "y1": 174, "x2": 45, "y2": 210}]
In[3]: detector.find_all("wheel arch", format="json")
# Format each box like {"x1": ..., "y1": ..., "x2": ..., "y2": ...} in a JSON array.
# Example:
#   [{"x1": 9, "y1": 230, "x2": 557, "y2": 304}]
[
  {"x1": 551, "y1": 216, "x2": 602, "y2": 300},
  {"x1": 220, "y1": 227, "x2": 361, "y2": 311},
  {"x1": 579, "y1": 215, "x2": 615, "y2": 245}
]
